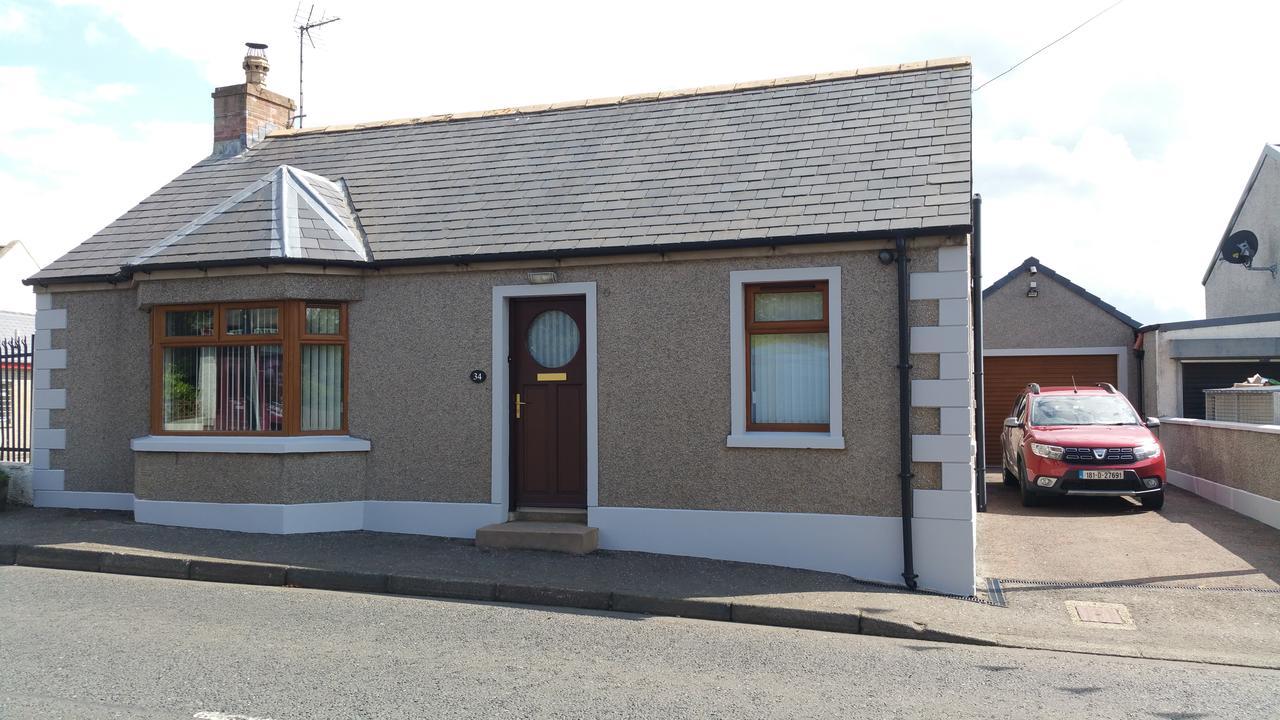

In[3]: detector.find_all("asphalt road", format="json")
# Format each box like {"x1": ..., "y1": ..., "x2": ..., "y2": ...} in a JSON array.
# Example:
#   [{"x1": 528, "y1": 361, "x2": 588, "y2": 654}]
[{"x1": 1, "y1": 567, "x2": 1275, "y2": 719}]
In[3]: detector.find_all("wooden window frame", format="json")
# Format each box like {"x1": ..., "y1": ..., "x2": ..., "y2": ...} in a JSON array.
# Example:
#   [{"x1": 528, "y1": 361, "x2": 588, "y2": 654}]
[
  {"x1": 150, "y1": 300, "x2": 349, "y2": 436},
  {"x1": 743, "y1": 281, "x2": 831, "y2": 433}
]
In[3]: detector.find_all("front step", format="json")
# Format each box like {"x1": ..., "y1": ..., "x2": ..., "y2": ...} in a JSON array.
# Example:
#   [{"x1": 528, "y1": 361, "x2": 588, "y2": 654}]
[
  {"x1": 513, "y1": 507, "x2": 587, "y2": 524},
  {"x1": 475, "y1": 521, "x2": 599, "y2": 554}
]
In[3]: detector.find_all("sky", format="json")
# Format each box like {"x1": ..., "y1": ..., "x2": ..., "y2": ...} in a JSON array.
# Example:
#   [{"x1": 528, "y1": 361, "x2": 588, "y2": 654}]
[{"x1": 0, "y1": 0, "x2": 1276, "y2": 322}]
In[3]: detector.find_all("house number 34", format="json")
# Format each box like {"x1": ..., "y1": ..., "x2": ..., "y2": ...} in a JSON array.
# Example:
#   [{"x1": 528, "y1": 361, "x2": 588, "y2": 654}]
[{"x1": 470, "y1": 370, "x2": 487, "y2": 383}]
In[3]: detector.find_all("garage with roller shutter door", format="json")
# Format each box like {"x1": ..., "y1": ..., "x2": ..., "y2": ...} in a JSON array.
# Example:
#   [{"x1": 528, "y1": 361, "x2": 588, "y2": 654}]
[
  {"x1": 982, "y1": 354, "x2": 1119, "y2": 467},
  {"x1": 982, "y1": 258, "x2": 1142, "y2": 468}
]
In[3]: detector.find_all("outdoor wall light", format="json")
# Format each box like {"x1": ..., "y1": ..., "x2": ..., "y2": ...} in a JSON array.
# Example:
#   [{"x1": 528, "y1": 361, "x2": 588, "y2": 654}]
[
  {"x1": 528, "y1": 271, "x2": 558, "y2": 284},
  {"x1": 1027, "y1": 281, "x2": 1039, "y2": 297},
  {"x1": 877, "y1": 249, "x2": 896, "y2": 265}
]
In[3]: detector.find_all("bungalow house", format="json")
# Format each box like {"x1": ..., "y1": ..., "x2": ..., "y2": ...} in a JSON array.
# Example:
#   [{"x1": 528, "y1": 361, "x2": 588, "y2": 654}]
[{"x1": 26, "y1": 48, "x2": 979, "y2": 595}]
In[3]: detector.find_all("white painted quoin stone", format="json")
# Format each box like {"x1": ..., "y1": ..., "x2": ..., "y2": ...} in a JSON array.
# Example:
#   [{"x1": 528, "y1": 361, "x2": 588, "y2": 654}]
[
  {"x1": 31, "y1": 296, "x2": 66, "y2": 502},
  {"x1": 905, "y1": 243, "x2": 977, "y2": 594}
]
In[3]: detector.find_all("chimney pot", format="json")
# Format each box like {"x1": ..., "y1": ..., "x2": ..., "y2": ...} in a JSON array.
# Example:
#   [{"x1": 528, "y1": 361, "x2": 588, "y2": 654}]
[
  {"x1": 211, "y1": 43, "x2": 296, "y2": 158},
  {"x1": 243, "y1": 42, "x2": 270, "y2": 85}
]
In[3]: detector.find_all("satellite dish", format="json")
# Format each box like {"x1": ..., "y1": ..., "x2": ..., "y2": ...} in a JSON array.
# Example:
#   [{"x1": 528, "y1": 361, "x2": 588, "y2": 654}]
[{"x1": 1220, "y1": 230, "x2": 1258, "y2": 265}]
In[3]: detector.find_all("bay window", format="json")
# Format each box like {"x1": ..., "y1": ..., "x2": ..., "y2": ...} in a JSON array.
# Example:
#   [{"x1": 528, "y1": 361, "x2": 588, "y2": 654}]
[{"x1": 152, "y1": 301, "x2": 347, "y2": 435}]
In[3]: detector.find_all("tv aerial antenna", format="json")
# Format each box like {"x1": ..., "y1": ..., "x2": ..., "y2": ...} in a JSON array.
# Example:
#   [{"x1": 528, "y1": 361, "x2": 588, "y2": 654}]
[{"x1": 293, "y1": 3, "x2": 341, "y2": 128}]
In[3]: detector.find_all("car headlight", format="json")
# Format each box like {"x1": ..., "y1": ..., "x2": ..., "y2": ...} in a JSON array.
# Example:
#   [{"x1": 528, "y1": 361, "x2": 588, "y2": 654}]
[
  {"x1": 1030, "y1": 442, "x2": 1064, "y2": 460},
  {"x1": 1133, "y1": 443, "x2": 1161, "y2": 460}
]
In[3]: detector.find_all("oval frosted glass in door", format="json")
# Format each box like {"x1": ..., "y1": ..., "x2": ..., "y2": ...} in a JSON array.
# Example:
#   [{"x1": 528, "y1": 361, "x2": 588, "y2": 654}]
[{"x1": 527, "y1": 310, "x2": 580, "y2": 368}]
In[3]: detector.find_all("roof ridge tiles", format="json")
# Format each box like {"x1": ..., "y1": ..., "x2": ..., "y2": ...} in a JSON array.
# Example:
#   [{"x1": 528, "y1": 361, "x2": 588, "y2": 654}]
[{"x1": 269, "y1": 56, "x2": 970, "y2": 139}]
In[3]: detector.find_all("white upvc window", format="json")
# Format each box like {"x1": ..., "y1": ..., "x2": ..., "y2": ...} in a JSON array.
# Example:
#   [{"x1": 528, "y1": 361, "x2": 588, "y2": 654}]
[{"x1": 727, "y1": 266, "x2": 844, "y2": 449}]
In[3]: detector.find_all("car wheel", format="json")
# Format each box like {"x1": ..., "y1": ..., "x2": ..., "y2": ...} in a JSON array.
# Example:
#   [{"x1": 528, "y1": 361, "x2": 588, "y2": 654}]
[
  {"x1": 1018, "y1": 458, "x2": 1041, "y2": 507},
  {"x1": 1140, "y1": 490, "x2": 1165, "y2": 511}
]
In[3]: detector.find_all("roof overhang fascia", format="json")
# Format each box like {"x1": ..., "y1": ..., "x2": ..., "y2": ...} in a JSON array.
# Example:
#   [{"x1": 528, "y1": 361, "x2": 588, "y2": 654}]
[
  {"x1": 983, "y1": 256, "x2": 1141, "y2": 329},
  {"x1": 24, "y1": 223, "x2": 971, "y2": 287}
]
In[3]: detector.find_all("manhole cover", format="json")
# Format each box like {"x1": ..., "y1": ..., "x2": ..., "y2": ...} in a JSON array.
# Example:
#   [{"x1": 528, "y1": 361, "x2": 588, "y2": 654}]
[{"x1": 1065, "y1": 601, "x2": 1134, "y2": 628}]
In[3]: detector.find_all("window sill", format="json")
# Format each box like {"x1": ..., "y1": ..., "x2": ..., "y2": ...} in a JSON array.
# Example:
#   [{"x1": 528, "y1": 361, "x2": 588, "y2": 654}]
[
  {"x1": 726, "y1": 432, "x2": 845, "y2": 450},
  {"x1": 130, "y1": 435, "x2": 371, "y2": 454}
]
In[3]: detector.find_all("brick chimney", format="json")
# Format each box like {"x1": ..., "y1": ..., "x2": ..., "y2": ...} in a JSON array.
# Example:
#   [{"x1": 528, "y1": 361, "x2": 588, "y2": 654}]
[{"x1": 211, "y1": 43, "x2": 296, "y2": 158}]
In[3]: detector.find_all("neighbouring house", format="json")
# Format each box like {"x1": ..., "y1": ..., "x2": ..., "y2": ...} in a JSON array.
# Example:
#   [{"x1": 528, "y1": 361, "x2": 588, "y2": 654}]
[
  {"x1": 25, "y1": 48, "x2": 979, "y2": 594},
  {"x1": 980, "y1": 257, "x2": 1141, "y2": 466},
  {"x1": 1139, "y1": 143, "x2": 1280, "y2": 530}
]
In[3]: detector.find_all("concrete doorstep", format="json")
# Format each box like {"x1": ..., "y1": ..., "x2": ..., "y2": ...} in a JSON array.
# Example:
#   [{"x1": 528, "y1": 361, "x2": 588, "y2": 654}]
[{"x1": 0, "y1": 542, "x2": 989, "y2": 648}]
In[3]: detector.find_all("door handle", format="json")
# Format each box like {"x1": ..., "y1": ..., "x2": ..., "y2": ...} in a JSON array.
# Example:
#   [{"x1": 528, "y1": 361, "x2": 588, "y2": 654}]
[{"x1": 515, "y1": 393, "x2": 527, "y2": 420}]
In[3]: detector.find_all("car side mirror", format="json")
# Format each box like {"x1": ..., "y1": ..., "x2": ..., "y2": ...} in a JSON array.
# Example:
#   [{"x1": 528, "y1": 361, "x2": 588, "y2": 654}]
[
  {"x1": 1003, "y1": 417, "x2": 1021, "y2": 429},
  {"x1": 1145, "y1": 417, "x2": 1161, "y2": 429}
]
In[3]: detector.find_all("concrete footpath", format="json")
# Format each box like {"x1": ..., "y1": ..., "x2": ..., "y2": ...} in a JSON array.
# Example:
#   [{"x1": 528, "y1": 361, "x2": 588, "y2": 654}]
[{"x1": 1, "y1": 506, "x2": 1277, "y2": 669}]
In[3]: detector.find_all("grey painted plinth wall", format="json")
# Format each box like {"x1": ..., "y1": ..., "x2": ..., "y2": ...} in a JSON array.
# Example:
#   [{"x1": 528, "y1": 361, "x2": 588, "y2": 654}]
[
  {"x1": 1205, "y1": 149, "x2": 1280, "y2": 319},
  {"x1": 39, "y1": 241, "x2": 960, "y2": 516},
  {"x1": 984, "y1": 266, "x2": 1139, "y2": 404}
]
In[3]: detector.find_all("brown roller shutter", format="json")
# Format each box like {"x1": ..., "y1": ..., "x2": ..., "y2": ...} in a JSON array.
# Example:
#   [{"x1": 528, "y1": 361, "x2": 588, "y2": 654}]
[{"x1": 982, "y1": 354, "x2": 1118, "y2": 467}]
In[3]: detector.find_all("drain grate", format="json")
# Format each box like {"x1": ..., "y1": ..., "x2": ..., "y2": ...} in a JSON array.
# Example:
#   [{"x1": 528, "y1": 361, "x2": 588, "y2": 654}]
[
  {"x1": 996, "y1": 577, "x2": 1280, "y2": 595},
  {"x1": 984, "y1": 577, "x2": 1008, "y2": 607}
]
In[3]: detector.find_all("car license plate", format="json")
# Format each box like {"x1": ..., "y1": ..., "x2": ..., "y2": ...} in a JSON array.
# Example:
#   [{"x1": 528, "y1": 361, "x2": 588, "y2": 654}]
[{"x1": 1080, "y1": 470, "x2": 1124, "y2": 480}]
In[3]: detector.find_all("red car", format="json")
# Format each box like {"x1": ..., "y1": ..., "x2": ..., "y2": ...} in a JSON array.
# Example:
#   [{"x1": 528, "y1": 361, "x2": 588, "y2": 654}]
[{"x1": 1000, "y1": 383, "x2": 1166, "y2": 510}]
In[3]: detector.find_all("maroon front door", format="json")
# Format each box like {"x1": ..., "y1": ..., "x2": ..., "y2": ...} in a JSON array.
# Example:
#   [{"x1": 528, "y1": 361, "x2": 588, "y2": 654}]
[{"x1": 510, "y1": 297, "x2": 587, "y2": 508}]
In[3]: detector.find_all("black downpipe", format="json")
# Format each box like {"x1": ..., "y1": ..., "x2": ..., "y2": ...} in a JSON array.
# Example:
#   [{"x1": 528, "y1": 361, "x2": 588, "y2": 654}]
[
  {"x1": 895, "y1": 236, "x2": 918, "y2": 590},
  {"x1": 1135, "y1": 345, "x2": 1146, "y2": 416},
  {"x1": 971, "y1": 195, "x2": 987, "y2": 513}
]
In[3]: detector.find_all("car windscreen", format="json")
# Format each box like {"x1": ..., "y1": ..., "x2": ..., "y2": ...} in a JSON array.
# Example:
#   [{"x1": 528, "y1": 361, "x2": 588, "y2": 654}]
[{"x1": 1030, "y1": 395, "x2": 1141, "y2": 426}]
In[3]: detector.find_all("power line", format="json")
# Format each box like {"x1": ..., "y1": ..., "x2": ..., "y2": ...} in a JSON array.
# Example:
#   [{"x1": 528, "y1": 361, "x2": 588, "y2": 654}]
[{"x1": 974, "y1": 0, "x2": 1126, "y2": 93}]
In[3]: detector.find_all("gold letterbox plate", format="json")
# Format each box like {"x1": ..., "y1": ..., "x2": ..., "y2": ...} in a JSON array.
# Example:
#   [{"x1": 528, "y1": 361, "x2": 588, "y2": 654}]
[{"x1": 537, "y1": 372, "x2": 568, "y2": 382}]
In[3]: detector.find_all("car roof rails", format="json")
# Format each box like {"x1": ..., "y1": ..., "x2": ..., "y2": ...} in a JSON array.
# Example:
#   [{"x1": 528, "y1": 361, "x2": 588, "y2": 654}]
[
  {"x1": 1096, "y1": 382, "x2": 1117, "y2": 394},
  {"x1": 1026, "y1": 383, "x2": 1041, "y2": 394}
]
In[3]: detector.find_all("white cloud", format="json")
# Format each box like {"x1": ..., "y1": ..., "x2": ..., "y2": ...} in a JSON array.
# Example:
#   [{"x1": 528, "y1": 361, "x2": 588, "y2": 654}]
[
  {"x1": 0, "y1": 6, "x2": 30, "y2": 35},
  {"x1": 0, "y1": 66, "x2": 205, "y2": 312},
  {"x1": 30, "y1": 0, "x2": 1280, "y2": 322},
  {"x1": 86, "y1": 81, "x2": 137, "y2": 101},
  {"x1": 82, "y1": 21, "x2": 105, "y2": 44}
]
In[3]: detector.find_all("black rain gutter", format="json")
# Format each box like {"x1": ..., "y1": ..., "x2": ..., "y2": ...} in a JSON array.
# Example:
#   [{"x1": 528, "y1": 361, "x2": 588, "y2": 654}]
[
  {"x1": 23, "y1": 224, "x2": 974, "y2": 287},
  {"x1": 893, "y1": 234, "x2": 918, "y2": 590},
  {"x1": 971, "y1": 195, "x2": 987, "y2": 513}
]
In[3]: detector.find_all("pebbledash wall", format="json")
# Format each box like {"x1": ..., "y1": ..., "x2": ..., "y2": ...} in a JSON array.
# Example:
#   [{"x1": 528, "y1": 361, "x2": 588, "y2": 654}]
[
  {"x1": 32, "y1": 238, "x2": 977, "y2": 594},
  {"x1": 983, "y1": 262, "x2": 1139, "y2": 405},
  {"x1": 1159, "y1": 418, "x2": 1280, "y2": 530}
]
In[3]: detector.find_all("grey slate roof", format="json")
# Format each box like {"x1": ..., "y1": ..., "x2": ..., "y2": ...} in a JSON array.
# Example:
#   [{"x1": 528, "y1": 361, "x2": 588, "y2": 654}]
[
  {"x1": 32, "y1": 60, "x2": 972, "y2": 283},
  {"x1": 0, "y1": 311, "x2": 34, "y2": 341},
  {"x1": 984, "y1": 256, "x2": 1141, "y2": 329},
  {"x1": 127, "y1": 165, "x2": 368, "y2": 268}
]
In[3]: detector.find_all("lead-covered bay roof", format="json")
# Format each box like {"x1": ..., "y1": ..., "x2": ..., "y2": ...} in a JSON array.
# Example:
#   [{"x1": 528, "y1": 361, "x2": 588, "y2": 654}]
[
  {"x1": 128, "y1": 165, "x2": 368, "y2": 267},
  {"x1": 32, "y1": 59, "x2": 972, "y2": 283}
]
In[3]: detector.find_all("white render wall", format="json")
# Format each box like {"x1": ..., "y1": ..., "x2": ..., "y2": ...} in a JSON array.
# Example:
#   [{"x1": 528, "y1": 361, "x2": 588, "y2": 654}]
[
  {"x1": 907, "y1": 243, "x2": 977, "y2": 596},
  {"x1": 1146, "y1": 320, "x2": 1280, "y2": 418}
]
